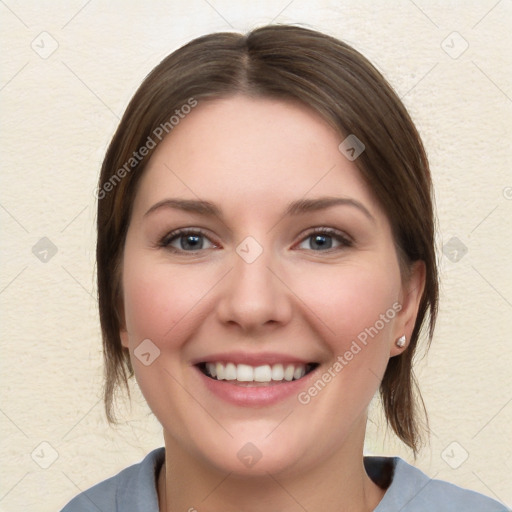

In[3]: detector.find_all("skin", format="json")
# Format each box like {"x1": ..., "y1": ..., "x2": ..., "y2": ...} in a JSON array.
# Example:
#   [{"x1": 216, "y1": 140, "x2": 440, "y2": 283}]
[{"x1": 119, "y1": 95, "x2": 425, "y2": 512}]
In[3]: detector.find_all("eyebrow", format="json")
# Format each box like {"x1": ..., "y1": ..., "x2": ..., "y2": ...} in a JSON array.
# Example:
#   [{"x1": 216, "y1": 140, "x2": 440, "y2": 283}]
[{"x1": 144, "y1": 196, "x2": 375, "y2": 222}]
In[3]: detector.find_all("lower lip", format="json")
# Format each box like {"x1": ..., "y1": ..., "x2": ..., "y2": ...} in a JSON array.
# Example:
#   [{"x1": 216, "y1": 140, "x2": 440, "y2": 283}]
[{"x1": 195, "y1": 366, "x2": 317, "y2": 407}]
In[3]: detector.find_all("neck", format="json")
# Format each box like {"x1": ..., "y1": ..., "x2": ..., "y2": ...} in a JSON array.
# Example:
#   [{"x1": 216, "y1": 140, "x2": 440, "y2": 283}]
[{"x1": 158, "y1": 421, "x2": 385, "y2": 512}]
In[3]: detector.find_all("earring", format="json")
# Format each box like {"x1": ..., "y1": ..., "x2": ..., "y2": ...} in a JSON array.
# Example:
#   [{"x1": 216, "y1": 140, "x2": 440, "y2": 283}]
[{"x1": 396, "y1": 335, "x2": 406, "y2": 348}]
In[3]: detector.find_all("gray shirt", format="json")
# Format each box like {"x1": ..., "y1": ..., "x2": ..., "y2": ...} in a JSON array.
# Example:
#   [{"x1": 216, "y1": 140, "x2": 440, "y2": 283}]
[{"x1": 61, "y1": 447, "x2": 509, "y2": 511}]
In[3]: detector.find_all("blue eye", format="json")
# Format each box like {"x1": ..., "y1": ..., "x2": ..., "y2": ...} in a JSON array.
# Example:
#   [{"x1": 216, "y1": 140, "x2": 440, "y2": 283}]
[
  {"x1": 160, "y1": 229, "x2": 216, "y2": 252},
  {"x1": 297, "y1": 228, "x2": 352, "y2": 251},
  {"x1": 159, "y1": 227, "x2": 352, "y2": 254}
]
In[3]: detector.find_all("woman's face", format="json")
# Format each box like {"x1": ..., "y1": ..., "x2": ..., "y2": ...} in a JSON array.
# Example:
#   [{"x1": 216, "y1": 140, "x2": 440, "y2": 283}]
[{"x1": 120, "y1": 95, "x2": 423, "y2": 477}]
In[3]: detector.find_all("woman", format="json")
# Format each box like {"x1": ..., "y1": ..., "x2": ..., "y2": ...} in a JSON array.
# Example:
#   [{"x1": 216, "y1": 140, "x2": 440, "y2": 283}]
[{"x1": 62, "y1": 25, "x2": 508, "y2": 511}]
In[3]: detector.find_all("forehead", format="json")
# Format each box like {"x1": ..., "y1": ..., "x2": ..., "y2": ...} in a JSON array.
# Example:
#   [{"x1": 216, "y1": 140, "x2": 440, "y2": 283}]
[{"x1": 132, "y1": 95, "x2": 383, "y2": 222}]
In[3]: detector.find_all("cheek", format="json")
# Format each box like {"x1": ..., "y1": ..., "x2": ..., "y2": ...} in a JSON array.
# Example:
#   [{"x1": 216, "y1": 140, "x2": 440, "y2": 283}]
[
  {"x1": 291, "y1": 262, "x2": 401, "y2": 425},
  {"x1": 121, "y1": 254, "x2": 214, "y2": 347},
  {"x1": 120, "y1": 252, "x2": 213, "y2": 429},
  {"x1": 292, "y1": 261, "x2": 401, "y2": 352}
]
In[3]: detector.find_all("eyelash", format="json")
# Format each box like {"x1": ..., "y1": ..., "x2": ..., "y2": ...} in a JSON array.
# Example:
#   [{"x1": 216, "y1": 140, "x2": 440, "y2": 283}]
[{"x1": 158, "y1": 227, "x2": 353, "y2": 254}]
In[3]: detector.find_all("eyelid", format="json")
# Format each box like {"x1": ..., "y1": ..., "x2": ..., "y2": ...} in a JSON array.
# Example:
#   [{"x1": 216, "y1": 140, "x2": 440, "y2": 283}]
[
  {"x1": 159, "y1": 226, "x2": 353, "y2": 254},
  {"x1": 159, "y1": 227, "x2": 220, "y2": 251},
  {"x1": 294, "y1": 226, "x2": 354, "y2": 250}
]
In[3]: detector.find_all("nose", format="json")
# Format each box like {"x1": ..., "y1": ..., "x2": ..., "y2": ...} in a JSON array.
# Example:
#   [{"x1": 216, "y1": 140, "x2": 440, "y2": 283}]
[{"x1": 215, "y1": 243, "x2": 293, "y2": 333}]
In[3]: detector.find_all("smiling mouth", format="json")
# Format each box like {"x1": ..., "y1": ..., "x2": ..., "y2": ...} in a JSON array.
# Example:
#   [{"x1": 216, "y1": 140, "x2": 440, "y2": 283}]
[{"x1": 197, "y1": 362, "x2": 319, "y2": 385}]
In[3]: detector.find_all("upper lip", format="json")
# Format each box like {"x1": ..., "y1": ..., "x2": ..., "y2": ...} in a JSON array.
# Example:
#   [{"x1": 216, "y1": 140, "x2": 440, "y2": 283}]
[{"x1": 191, "y1": 351, "x2": 316, "y2": 366}]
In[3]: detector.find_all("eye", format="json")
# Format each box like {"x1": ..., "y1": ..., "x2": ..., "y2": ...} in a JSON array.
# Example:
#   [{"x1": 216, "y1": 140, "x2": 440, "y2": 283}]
[
  {"x1": 296, "y1": 227, "x2": 353, "y2": 252},
  {"x1": 158, "y1": 227, "x2": 352, "y2": 254},
  {"x1": 159, "y1": 229, "x2": 217, "y2": 253}
]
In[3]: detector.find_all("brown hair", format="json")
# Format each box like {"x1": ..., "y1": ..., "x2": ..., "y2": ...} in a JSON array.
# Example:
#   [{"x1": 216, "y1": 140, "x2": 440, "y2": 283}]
[{"x1": 97, "y1": 24, "x2": 438, "y2": 455}]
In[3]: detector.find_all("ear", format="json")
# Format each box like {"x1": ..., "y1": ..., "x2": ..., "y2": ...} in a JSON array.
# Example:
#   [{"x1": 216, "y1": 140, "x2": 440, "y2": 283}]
[
  {"x1": 390, "y1": 260, "x2": 426, "y2": 357},
  {"x1": 120, "y1": 326, "x2": 129, "y2": 349},
  {"x1": 117, "y1": 293, "x2": 130, "y2": 349}
]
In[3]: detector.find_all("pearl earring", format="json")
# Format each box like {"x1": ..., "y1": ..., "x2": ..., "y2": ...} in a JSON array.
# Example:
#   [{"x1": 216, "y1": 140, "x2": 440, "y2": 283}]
[{"x1": 396, "y1": 335, "x2": 406, "y2": 348}]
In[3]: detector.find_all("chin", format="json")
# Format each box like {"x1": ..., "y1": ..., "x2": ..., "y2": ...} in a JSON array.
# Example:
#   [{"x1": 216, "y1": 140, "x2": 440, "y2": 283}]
[
  {"x1": 204, "y1": 441, "x2": 306, "y2": 478},
  {"x1": 181, "y1": 420, "x2": 326, "y2": 479}
]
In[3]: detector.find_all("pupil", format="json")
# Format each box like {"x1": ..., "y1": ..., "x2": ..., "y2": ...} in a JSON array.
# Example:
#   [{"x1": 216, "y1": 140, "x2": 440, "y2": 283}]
[
  {"x1": 183, "y1": 234, "x2": 201, "y2": 250},
  {"x1": 312, "y1": 234, "x2": 331, "y2": 250}
]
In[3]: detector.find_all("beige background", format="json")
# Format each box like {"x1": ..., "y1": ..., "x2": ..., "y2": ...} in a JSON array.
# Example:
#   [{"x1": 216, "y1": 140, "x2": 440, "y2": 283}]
[{"x1": 1, "y1": 1, "x2": 511, "y2": 510}]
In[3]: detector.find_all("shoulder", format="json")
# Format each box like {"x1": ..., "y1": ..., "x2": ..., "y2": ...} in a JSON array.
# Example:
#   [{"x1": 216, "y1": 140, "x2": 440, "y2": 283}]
[
  {"x1": 366, "y1": 456, "x2": 510, "y2": 512},
  {"x1": 60, "y1": 447, "x2": 164, "y2": 512}
]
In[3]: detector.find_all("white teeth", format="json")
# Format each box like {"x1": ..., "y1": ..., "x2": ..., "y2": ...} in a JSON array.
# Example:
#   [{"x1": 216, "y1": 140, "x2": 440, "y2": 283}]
[
  {"x1": 225, "y1": 362, "x2": 237, "y2": 380},
  {"x1": 237, "y1": 364, "x2": 254, "y2": 381},
  {"x1": 271, "y1": 364, "x2": 284, "y2": 380},
  {"x1": 284, "y1": 364, "x2": 295, "y2": 381},
  {"x1": 215, "y1": 362, "x2": 225, "y2": 380},
  {"x1": 204, "y1": 362, "x2": 310, "y2": 382},
  {"x1": 254, "y1": 365, "x2": 272, "y2": 382},
  {"x1": 206, "y1": 363, "x2": 217, "y2": 377},
  {"x1": 293, "y1": 366, "x2": 305, "y2": 380}
]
